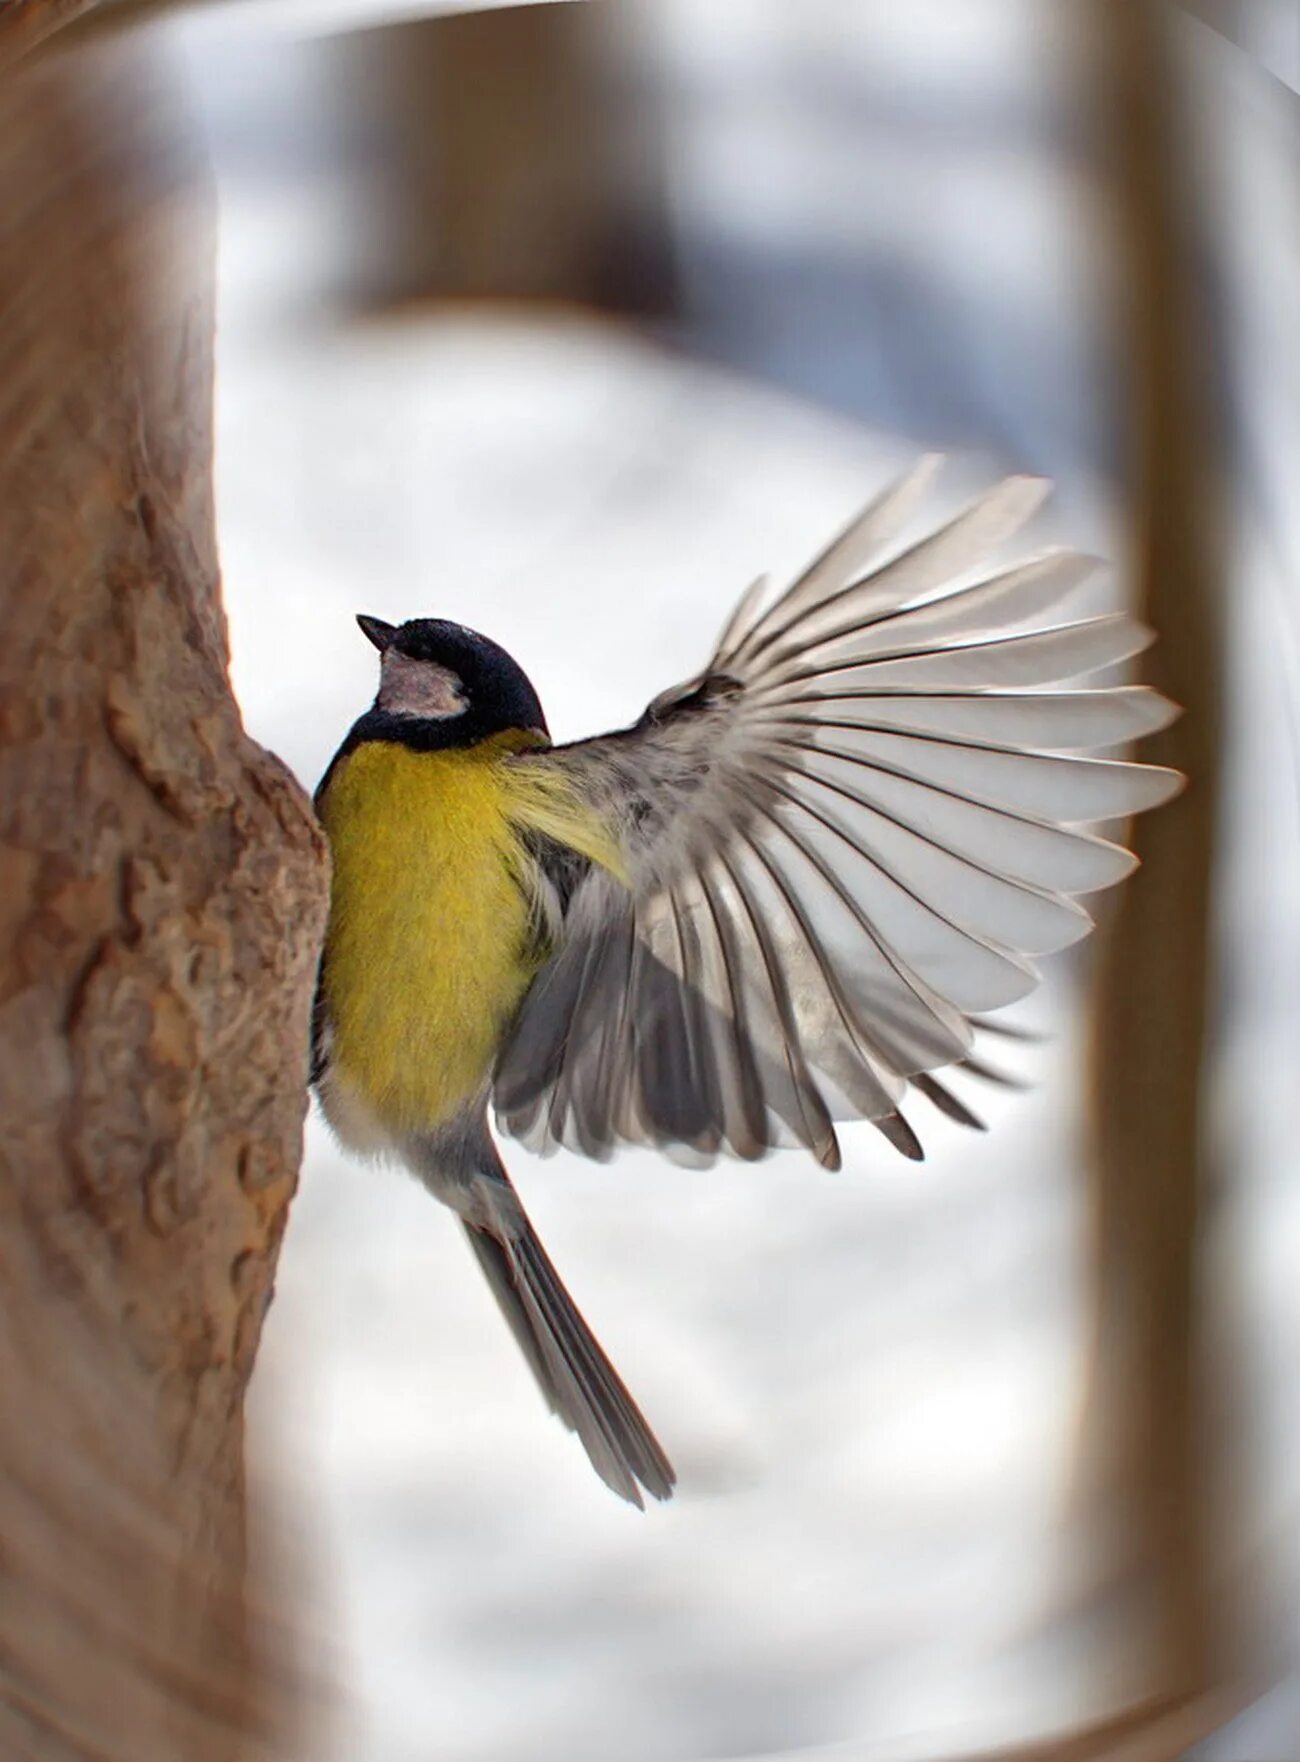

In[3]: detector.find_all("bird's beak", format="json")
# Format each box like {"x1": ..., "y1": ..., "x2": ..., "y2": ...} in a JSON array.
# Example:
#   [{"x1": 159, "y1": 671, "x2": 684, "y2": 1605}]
[{"x1": 357, "y1": 614, "x2": 396, "y2": 652}]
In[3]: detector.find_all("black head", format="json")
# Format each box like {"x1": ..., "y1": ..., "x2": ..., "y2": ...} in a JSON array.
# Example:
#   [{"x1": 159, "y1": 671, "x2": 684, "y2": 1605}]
[{"x1": 354, "y1": 615, "x2": 548, "y2": 751}]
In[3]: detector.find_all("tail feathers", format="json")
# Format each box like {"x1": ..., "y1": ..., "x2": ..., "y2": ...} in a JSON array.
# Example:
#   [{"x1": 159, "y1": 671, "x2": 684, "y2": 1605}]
[{"x1": 464, "y1": 1218, "x2": 676, "y2": 1508}]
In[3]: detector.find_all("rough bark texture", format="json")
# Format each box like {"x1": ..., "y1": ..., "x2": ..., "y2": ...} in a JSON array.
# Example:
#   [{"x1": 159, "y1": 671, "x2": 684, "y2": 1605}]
[
  {"x1": 1080, "y1": 0, "x2": 1225, "y2": 1719},
  {"x1": 0, "y1": 29, "x2": 328, "y2": 1762}
]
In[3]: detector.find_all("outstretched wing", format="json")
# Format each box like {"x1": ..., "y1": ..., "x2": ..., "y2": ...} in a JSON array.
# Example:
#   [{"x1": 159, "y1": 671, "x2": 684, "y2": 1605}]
[{"x1": 493, "y1": 459, "x2": 1181, "y2": 1168}]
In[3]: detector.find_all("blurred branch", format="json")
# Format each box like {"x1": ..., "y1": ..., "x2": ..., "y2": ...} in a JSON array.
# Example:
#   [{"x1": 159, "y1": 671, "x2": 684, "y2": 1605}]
[
  {"x1": 0, "y1": 32, "x2": 327, "y2": 1761},
  {"x1": 1079, "y1": 0, "x2": 1227, "y2": 1711}
]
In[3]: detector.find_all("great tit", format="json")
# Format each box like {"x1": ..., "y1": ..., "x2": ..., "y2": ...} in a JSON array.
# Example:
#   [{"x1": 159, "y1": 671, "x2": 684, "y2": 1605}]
[{"x1": 311, "y1": 459, "x2": 1181, "y2": 1507}]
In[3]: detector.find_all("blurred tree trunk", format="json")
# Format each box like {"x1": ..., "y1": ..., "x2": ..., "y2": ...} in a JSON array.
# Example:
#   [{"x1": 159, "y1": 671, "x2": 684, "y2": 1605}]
[
  {"x1": 0, "y1": 27, "x2": 327, "y2": 1762},
  {"x1": 1079, "y1": 0, "x2": 1226, "y2": 1719},
  {"x1": 329, "y1": 1, "x2": 677, "y2": 315}
]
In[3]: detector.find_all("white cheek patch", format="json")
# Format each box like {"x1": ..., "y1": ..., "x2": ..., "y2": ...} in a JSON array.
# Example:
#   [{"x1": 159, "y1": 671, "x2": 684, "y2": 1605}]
[{"x1": 377, "y1": 651, "x2": 468, "y2": 720}]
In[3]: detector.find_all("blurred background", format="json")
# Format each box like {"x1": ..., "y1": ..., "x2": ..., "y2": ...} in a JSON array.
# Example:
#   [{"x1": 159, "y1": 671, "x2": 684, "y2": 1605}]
[{"x1": 147, "y1": 2, "x2": 1299, "y2": 1757}]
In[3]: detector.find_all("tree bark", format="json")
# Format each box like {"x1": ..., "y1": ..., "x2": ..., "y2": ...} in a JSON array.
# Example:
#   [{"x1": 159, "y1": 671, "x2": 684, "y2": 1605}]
[{"x1": 0, "y1": 28, "x2": 328, "y2": 1762}]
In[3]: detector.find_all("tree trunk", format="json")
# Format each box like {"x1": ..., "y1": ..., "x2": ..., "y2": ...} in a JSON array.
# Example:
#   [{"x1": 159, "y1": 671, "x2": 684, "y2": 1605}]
[
  {"x1": 1078, "y1": 0, "x2": 1226, "y2": 1718},
  {"x1": 0, "y1": 28, "x2": 328, "y2": 1762},
  {"x1": 327, "y1": 1, "x2": 677, "y2": 316}
]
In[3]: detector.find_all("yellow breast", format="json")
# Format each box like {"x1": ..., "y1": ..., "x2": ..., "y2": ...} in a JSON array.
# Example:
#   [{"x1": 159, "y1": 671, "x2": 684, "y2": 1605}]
[{"x1": 318, "y1": 737, "x2": 539, "y2": 1135}]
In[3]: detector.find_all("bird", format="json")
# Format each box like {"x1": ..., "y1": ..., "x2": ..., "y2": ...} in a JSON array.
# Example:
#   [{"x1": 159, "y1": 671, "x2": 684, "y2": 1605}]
[{"x1": 310, "y1": 457, "x2": 1182, "y2": 1508}]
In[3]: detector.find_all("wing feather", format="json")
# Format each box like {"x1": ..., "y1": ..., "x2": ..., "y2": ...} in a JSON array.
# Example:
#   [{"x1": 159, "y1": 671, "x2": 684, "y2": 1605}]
[
  {"x1": 693, "y1": 865, "x2": 771, "y2": 1158},
  {"x1": 752, "y1": 548, "x2": 1100, "y2": 678},
  {"x1": 493, "y1": 464, "x2": 1181, "y2": 1165},
  {"x1": 754, "y1": 685, "x2": 1175, "y2": 750},
  {"x1": 768, "y1": 741, "x2": 1141, "y2": 894},
  {"x1": 776, "y1": 765, "x2": 1094, "y2": 954},
  {"x1": 731, "y1": 465, "x2": 1047, "y2": 669},
  {"x1": 775, "y1": 724, "x2": 1181, "y2": 821},
  {"x1": 718, "y1": 454, "x2": 944, "y2": 668}
]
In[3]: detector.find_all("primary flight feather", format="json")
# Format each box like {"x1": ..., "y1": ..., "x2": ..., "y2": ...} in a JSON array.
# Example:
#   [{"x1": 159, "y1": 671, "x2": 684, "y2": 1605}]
[{"x1": 312, "y1": 458, "x2": 1181, "y2": 1507}]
